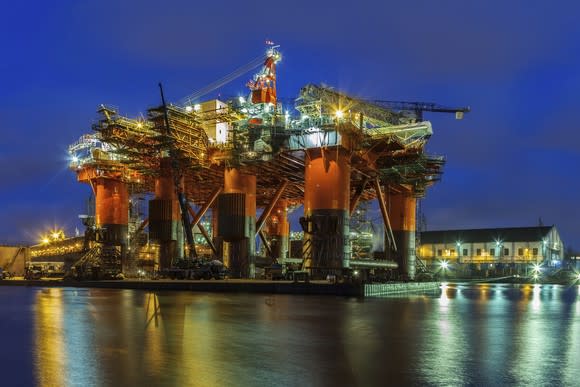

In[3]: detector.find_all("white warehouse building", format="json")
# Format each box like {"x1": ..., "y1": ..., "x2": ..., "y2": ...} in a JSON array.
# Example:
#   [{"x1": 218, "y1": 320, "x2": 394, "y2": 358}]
[{"x1": 418, "y1": 226, "x2": 564, "y2": 275}]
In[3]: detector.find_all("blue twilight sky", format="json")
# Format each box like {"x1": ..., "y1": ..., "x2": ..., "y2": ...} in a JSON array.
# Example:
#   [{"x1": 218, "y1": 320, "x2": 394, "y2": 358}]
[{"x1": 0, "y1": 1, "x2": 579, "y2": 249}]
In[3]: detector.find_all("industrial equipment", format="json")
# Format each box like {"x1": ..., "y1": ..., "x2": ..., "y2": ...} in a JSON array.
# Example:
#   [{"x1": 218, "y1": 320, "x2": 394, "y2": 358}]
[{"x1": 67, "y1": 44, "x2": 468, "y2": 280}]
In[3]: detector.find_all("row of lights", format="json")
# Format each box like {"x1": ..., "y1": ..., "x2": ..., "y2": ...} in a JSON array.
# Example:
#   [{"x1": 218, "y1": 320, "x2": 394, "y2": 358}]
[
  {"x1": 40, "y1": 229, "x2": 66, "y2": 245},
  {"x1": 439, "y1": 260, "x2": 580, "y2": 283}
]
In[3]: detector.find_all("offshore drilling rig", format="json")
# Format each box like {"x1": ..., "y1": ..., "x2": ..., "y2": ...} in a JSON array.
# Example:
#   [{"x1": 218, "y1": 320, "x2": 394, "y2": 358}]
[{"x1": 68, "y1": 44, "x2": 468, "y2": 280}]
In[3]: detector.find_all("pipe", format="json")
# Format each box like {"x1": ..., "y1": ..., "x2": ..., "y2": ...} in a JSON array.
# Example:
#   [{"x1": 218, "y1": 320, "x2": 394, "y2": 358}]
[
  {"x1": 349, "y1": 260, "x2": 399, "y2": 269},
  {"x1": 373, "y1": 177, "x2": 397, "y2": 252}
]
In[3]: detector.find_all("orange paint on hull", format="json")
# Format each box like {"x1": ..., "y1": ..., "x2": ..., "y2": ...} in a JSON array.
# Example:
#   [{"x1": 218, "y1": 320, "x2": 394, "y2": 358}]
[
  {"x1": 388, "y1": 191, "x2": 416, "y2": 232},
  {"x1": 304, "y1": 149, "x2": 350, "y2": 213},
  {"x1": 95, "y1": 178, "x2": 128, "y2": 226},
  {"x1": 224, "y1": 168, "x2": 256, "y2": 216}
]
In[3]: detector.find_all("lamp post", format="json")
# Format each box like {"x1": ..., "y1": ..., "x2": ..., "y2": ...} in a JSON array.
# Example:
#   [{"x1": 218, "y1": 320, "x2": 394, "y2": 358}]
[
  {"x1": 495, "y1": 240, "x2": 502, "y2": 276},
  {"x1": 456, "y1": 241, "x2": 462, "y2": 277}
]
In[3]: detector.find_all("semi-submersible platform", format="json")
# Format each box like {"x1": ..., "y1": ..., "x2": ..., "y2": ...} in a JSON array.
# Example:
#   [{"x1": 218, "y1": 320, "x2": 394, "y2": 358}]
[{"x1": 66, "y1": 45, "x2": 468, "y2": 280}]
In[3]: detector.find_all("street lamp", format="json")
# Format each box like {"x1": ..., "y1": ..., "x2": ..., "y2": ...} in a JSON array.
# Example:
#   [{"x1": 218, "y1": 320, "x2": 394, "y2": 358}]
[
  {"x1": 438, "y1": 260, "x2": 450, "y2": 281},
  {"x1": 531, "y1": 263, "x2": 542, "y2": 282}
]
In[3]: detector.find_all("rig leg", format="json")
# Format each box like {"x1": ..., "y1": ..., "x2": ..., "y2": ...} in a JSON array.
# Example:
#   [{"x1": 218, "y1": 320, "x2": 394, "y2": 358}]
[
  {"x1": 95, "y1": 177, "x2": 128, "y2": 275},
  {"x1": 387, "y1": 186, "x2": 417, "y2": 280},
  {"x1": 149, "y1": 158, "x2": 183, "y2": 271},
  {"x1": 267, "y1": 199, "x2": 289, "y2": 262},
  {"x1": 218, "y1": 168, "x2": 256, "y2": 278},
  {"x1": 303, "y1": 148, "x2": 351, "y2": 278}
]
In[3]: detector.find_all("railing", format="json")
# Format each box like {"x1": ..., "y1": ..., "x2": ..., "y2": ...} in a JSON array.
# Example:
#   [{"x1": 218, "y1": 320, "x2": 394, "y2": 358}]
[{"x1": 419, "y1": 255, "x2": 543, "y2": 265}]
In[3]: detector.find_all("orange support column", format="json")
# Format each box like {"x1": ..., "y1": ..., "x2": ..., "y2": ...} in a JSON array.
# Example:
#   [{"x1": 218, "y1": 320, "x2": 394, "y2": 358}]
[
  {"x1": 149, "y1": 158, "x2": 184, "y2": 270},
  {"x1": 302, "y1": 148, "x2": 350, "y2": 277},
  {"x1": 94, "y1": 177, "x2": 129, "y2": 271},
  {"x1": 217, "y1": 168, "x2": 256, "y2": 278},
  {"x1": 95, "y1": 178, "x2": 129, "y2": 237},
  {"x1": 387, "y1": 187, "x2": 417, "y2": 280},
  {"x1": 267, "y1": 199, "x2": 289, "y2": 261}
]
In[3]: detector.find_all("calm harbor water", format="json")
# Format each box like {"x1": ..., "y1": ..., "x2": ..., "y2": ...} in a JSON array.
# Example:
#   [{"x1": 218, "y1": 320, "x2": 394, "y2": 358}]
[{"x1": 0, "y1": 283, "x2": 579, "y2": 386}]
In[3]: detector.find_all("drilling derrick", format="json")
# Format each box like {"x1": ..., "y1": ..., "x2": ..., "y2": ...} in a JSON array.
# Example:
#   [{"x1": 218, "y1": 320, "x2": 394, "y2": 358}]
[
  {"x1": 68, "y1": 45, "x2": 467, "y2": 280},
  {"x1": 247, "y1": 44, "x2": 280, "y2": 105}
]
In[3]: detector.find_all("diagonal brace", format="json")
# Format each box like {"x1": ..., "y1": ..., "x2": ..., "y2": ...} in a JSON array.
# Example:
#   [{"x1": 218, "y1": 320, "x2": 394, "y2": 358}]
[
  {"x1": 256, "y1": 180, "x2": 289, "y2": 234},
  {"x1": 373, "y1": 177, "x2": 397, "y2": 252}
]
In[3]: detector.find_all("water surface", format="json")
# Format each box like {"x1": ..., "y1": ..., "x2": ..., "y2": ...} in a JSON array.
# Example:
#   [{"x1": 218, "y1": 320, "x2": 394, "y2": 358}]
[{"x1": 0, "y1": 283, "x2": 579, "y2": 386}]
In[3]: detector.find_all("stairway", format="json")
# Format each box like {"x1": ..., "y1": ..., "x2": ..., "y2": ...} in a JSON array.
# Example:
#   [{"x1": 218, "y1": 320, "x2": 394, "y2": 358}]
[
  {"x1": 3, "y1": 246, "x2": 24, "y2": 271},
  {"x1": 72, "y1": 244, "x2": 122, "y2": 279},
  {"x1": 415, "y1": 256, "x2": 429, "y2": 274}
]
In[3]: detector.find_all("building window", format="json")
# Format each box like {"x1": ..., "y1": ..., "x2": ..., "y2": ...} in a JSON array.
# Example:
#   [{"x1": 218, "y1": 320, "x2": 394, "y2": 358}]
[
  {"x1": 476, "y1": 248, "x2": 482, "y2": 256},
  {"x1": 504, "y1": 248, "x2": 509, "y2": 256},
  {"x1": 450, "y1": 249, "x2": 455, "y2": 256},
  {"x1": 532, "y1": 248, "x2": 538, "y2": 256},
  {"x1": 437, "y1": 249, "x2": 442, "y2": 257},
  {"x1": 463, "y1": 249, "x2": 468, "y2": 256},
  {"x1": 490, "y1": 248, "x2": 495, "y2": 257},
  {"x1": 518, "y1": 248, "x2": 524, "y2": 256}
]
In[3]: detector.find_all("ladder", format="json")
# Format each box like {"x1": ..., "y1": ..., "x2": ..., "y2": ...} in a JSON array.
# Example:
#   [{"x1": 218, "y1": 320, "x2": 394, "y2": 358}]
[{"x1": 72, "y1": 245, "x2": 122, "y2": 279}]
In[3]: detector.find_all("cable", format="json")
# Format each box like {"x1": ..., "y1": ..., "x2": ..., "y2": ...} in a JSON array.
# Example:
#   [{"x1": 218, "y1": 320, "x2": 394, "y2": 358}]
[{"x1": 180, "y1": 54, "x2": 266, "y2": 106}]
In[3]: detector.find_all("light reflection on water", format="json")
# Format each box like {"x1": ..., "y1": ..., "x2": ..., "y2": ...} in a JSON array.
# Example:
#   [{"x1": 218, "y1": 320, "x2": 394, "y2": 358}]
[{"x1": 0, "y1": 283, "x2": 577, "y2": 386}]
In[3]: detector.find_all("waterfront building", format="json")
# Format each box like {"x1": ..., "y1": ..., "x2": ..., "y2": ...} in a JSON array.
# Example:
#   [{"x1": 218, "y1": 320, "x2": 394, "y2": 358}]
[{"x1": 418, "y1": 226, "x2": 564, "y2": 275}]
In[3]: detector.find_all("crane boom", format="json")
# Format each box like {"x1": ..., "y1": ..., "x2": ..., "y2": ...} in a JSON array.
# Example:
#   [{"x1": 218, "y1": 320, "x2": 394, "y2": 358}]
[{"x1": 371, "y1": 100, "x2": 470, "y2": 120}]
